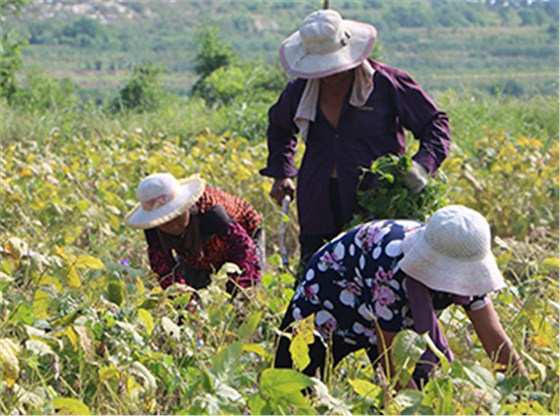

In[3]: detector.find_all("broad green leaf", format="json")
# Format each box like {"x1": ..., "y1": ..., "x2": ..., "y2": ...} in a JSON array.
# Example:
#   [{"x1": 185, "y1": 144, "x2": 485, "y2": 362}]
[
  {"x1": 75, "y1": 255, "x2": 105, "y2": 270},
  {"x1": 260, "y1": 369, "x2": 314, "y2": 411},
  {"x1": 212, "y1": 341, "x2": 243, "y2": 376},
  {"x1": 52, "y1": 398, "x2": 91, "y2": 415},
  {"x1": 260, "y1": 368, "x2": 314, "y2": 398},
  {"x1": 32, "y1": 289, "x2": 51, "y2": 319},
  {"x1": 290, "y1": 334, "x2": 311, "y2": 371},
  {"x1": 348, "y1": 378, "x2": 383, "y2": 400},
  {"x1": 76, "y1": 200, "x2": 89, "y2": 211},
  {"x1": 138, "y1": 308, "x2": 154, "y2": 336},
  {"x1": 289, "y1": 314, "x2": 315, "y2": 371},
  {"x1": 106, "y1": 278, "x2": 124, "y2": 306},
  {"x1": 65, "y1": 266, "x2": 82, "y2": 288},
  {"x1": 238, "y1": 311, "x2": 262, "y2": 341},
  {"x1": 63, "y1": 226, "x2": 83, "y2": 245},
  {"x1": 392, "y1": 329, "x2": 427, "y2": 387},
  {"x1": 394, "y1": 389, "x2": 423, "y2": 408},
  {"x1": 61, "y1": 327, "x2": 78, "y2": 351},
  {"x1": 242, "y1": 343, "x2": 269, "y2": 358},
  {"x1": 247, "y1": 393, "x2": 267, "y2": 415},
  {"x1": 99, "y1": 364, "x2": 120, "y2": 383}
]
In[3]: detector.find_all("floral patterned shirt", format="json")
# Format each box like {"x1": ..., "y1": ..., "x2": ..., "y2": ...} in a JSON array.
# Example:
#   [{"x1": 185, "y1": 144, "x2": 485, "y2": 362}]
[{"x1": 288, "y1": 219, "x2": 489, "y2": 372}]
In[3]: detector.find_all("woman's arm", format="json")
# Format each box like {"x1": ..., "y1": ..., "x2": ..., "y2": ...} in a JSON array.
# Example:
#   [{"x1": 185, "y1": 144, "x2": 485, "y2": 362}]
[
  {"x1": 216, "y1": 221, "x2": 261, "y2": 294},
  {"x1": 144, "y1": 228, "x2": 187, "y2": 289},
  {"x1": 466, "y1": 300, "x2": 527, "y2": 376}
]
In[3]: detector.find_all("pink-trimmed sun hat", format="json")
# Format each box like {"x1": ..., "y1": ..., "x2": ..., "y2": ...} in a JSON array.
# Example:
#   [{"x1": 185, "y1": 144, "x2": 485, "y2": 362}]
[
  {"x1": 125, "y1": 173, "x2": 205, "y2": 230},
  {"x1": 399, "y1": 205, "x2": 506, "y2": 297},
  {"x1": 279, "y1": 9, "x2": 377, "y2": 79}
]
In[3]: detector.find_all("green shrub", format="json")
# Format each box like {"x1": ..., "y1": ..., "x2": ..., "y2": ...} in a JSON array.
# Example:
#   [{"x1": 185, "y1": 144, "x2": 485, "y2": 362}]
[
  {"x1": 109, "y1": 63, "x2": 168, "y2": 113},
  {"x1": 9, "y1": 69, "x2": 78, "y2": 111}
]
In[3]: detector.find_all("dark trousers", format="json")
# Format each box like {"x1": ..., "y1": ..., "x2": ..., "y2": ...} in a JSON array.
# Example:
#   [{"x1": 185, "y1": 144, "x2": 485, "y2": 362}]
[{"x1": 298, "y1": 178, "x2": 345, "y2": 276}]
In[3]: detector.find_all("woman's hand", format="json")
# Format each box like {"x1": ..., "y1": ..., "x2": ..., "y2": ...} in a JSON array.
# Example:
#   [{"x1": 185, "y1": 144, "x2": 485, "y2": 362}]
[
  {"x1": 270, "y1": 178, "x2": 295, "y2": 205},
  {"x1": 466, "y1": 300, "x2": 528, "y2": 377}
]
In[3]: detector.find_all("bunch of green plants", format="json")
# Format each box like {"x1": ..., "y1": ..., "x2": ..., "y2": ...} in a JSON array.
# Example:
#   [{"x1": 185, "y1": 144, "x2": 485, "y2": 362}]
[{"x1": 350, "y1": 154, "x2": 448, "y2": 226}]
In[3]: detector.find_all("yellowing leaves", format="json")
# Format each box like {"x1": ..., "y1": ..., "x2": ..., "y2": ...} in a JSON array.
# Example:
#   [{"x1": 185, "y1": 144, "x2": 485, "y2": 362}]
[
  {"x1": 138, "y1": 308, "x2": 154, "y2": 336},
  {"x1": 0, "y1": 338, "x2": 21, "y2": 388},
  {"x1": 289, "y1": 314, "x2": 315, "y2": 372},
  {"x1": 52, "y1": 398, "x2": 91, "y2": 415}
]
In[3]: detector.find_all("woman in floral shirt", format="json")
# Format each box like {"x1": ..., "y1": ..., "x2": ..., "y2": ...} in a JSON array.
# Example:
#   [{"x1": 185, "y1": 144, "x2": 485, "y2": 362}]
[
  {"x1": 274, "y1": 205, "x2": 526, "y2": 388},
  {"x1": 126, "y1": 173, "x2": 262, "y2": 296}
]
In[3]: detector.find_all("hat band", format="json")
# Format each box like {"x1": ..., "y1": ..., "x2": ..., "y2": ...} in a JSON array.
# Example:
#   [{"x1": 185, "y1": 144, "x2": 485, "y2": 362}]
[{"x1": 141, "y1": 192, "x2": 175, "y2": 211}]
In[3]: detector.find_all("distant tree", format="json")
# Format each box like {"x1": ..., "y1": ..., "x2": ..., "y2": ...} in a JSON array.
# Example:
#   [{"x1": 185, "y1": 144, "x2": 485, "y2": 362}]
[
  {"x1": 109, "y1": 63, "x2": 167, "y2": 113},
  {"x1": 0, "y1": 0, "x2": 28, "y2": 15},
  {"x1": 192, "y1": 23, "x2": 236, "y2": 94},
  {"x1": 0, "y1": 30, "x2": 27, "y2": 100},
  {"x1": 193, "y1": 23, "x2": 235, "y2": 79},
  {"x1": 0, "y1": 0, "x2": 29, "y2": 100},
  {"x1": 59, "y1": 16, "x2": 111, "y2": 47},
  {"x1": 384, "y1": 3, "x2": 432, "y2": 28}
]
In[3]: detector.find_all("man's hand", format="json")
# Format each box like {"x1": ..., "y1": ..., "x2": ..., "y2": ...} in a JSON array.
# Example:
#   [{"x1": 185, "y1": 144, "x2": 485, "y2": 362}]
[
  {"x1": 270, "y1": 178, "x2": 295, "y2": 205},
  {"x1": 403, "y1": 161, "x2": 429, "y2": 194}
]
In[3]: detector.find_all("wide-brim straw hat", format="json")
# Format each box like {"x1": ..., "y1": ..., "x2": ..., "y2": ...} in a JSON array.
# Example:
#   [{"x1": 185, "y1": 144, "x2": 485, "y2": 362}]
[
  {"x1": 399, "y1": 205, "x2": 506, "y2": 297},
  {"x1": 125, "y1": 173, "x2": 205, "y2": 230},
  {"x1": 279, "y1": 9, "x2": 377, "y2": 79}
]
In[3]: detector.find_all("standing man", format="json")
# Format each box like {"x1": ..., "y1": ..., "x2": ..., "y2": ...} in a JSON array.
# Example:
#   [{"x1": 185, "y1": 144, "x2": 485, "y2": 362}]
[{"x1": 260, "y1": 9, "x2": 450, "y2": 271}]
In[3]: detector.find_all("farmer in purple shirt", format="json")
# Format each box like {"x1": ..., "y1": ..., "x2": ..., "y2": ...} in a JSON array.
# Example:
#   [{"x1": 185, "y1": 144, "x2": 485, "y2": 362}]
[
  {"x1": 260, "y1": 9, "x2": 450, "y2": 268},
  {"x1": 274, "y1": 205, "x2": 527, "y2": 389}
]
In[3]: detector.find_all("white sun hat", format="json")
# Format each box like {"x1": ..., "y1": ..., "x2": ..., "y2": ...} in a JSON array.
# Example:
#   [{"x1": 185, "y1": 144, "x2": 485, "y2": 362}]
[
  {"x1": 125, "y1": 173, "x2": 205, "y2": 230},
  {"x1": 399, "y1": 205, "x2": 506, "y2": 297},
  {"x1": 279, "y1": 9, "x2": 377, "y2": 79}
]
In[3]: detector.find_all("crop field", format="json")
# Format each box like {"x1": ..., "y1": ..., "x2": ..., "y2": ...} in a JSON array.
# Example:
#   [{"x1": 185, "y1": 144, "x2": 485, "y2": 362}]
[
  {"x1": 1, "y1": 0, "x2": 558, "y2": 414},
  {"x1": 1, "y1": 90, "x2": 559, "y2": 414}
]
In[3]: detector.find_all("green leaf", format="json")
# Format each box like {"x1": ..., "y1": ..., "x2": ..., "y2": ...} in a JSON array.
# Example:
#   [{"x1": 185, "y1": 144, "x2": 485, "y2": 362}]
[
  {"x1": 260, "y1": 368, "x2": 314, "y2": 399},
  {"x1": 348, "y1": 378, "x2": 383, "y2": 401},
  {"x1": 138, "y1": 308, "x2": 154, "y2": 336},
  {"x1": 391, "y1": 329, "x2": 427, "y2": 387},
  {"x1": 52, "y1": 398, "x2": 91, "y2": 415},
  {"x1": 75, "y1": 255, "x2": 105, "y2": 270},
  {"x1": 212, "y1": 341, "x2": 243, "y2": 376},
  {"x1": 106, "y1": 278, "x2": 124, "y2": 306},
  {"x1": 238, "y1": 311, "x2": 262, "y2": 341}
]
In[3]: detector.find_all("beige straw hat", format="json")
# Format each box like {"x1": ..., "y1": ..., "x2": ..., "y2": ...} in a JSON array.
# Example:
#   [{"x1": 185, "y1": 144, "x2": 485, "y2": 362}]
[
  {"x1": 279, "y1": 9, "x2": 377, "y2": 79},
  {"x1": 399, "y1": 205, "x2": 506, "y2": 296},
  {"x1": 125, "y1": 173, "x2": 205, "y2": 230}
]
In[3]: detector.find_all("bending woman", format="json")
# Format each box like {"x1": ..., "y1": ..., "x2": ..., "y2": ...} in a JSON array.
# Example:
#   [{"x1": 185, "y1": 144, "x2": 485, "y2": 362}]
[
  {"x1": 274, "y1": 205, "x2": 526, "y2": 388},
  {"x1": 126, "y1": 173, "x2": 262, "y2": 296}
]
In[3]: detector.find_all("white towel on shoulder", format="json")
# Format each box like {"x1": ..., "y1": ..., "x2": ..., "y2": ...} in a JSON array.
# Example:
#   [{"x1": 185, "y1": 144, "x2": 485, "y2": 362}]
[{"x1": 294, "y1": 60, "x2": 375, "y2": 142}]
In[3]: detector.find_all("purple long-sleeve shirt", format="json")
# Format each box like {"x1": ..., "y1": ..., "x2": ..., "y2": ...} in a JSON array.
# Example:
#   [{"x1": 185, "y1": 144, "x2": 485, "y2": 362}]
[{"x1": 260, "y1": 60, "x2": 451, "y2": 235}]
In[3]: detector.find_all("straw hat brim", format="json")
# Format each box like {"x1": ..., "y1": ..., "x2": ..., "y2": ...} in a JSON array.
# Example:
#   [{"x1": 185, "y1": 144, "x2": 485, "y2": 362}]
[
  {"x1": 399, "y1": 229, "x2": 506, "y2": 296},
  {"x1": 279, "y1": 20, "x2": 377, "y2": 79},
  {"x1": 125, "y1": 175, "x2": 206, "y2": 230}
]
